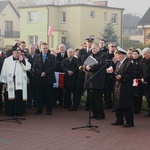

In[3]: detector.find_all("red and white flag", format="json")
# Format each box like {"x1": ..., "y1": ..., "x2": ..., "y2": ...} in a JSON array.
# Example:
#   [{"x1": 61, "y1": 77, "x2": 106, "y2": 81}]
[
  {"x1": 133, "y1": 79, "x2": 139, "y2": 86},
  {"x1": 48, "y1": 26, "x2": 54, "y2": 36},
  {"x1": 53, "y1": 72, "x2": 65, "y2": 88}
]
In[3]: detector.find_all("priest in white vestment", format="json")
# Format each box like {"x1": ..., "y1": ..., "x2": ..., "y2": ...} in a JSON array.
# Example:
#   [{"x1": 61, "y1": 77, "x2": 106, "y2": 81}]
[{"x1": 0, "y1": 47, "x2": 31, "y2": 115}]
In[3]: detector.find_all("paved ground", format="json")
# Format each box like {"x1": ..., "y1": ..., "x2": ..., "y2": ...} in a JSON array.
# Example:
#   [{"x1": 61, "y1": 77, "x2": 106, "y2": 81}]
[{"x1": 0, "y1": 106, "x2": 150, "y2": 150}]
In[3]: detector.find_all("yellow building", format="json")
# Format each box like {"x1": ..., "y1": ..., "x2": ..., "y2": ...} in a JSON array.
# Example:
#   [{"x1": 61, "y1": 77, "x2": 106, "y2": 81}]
[
  {"x1": 138, "y1": 7, "x2": 150, "y2": 45},
  {"x1": 19, "y1": 3, "x2": 124, "y2": 50},
  {"x1": 0, "y1": 0, "x2": 20, "y2": 48}
]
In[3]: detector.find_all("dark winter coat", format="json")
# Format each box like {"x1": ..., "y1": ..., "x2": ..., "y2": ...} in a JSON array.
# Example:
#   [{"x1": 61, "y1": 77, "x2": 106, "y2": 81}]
[
  {"x1": 34, "y1": 52, "x2": 56, "y2": 85},
  {"x1": 84, "y1": 50, "x2": 108, "y2": 90},
  {"x1": 113, "y1": 58, "x2": 134, "y2": 108}
]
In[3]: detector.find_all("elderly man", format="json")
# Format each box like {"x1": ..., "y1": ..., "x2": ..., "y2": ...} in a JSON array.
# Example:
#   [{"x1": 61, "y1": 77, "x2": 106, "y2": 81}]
[
  {"x1": 84, "y1": 43, "x2": 107, "y2": 119},
  {"x1": 141, "y1": 47, "x2": 150, "y2": 116},
  {"x1": 108, "y1": 47, "x2": 134, "y2": 127},
  {"x1": 1, "y1": 47, "x2": 31, "y2": 115},
  {"x1": 61, "y1": 48, "x2": 78, "y2": 109}
]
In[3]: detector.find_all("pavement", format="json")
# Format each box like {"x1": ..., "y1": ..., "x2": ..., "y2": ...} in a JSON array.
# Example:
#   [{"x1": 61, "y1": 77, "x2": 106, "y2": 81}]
[{"x1": 0, "y1": 106, "x2": 150, "y2": 150}]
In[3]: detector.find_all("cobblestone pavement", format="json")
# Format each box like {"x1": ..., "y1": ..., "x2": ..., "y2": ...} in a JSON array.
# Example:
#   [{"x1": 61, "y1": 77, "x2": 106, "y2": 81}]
[{"x1": 0, "y1": 106, "x2": 150, "y2": 150}]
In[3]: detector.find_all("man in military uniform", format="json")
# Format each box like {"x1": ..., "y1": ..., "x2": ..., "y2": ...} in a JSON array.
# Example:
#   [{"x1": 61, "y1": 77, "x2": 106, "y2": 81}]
[
  {"x1": 108, "y1": 47, "x2": 134, "y2": 127},
  {"x1": 69, "y1": 36, "x2": 94, "y2": 111}
]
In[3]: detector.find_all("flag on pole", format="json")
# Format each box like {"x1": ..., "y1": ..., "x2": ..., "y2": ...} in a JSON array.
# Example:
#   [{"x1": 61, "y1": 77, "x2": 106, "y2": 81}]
[
  {"x1": 48, "y1": 26, "x2": 54, "y2": 36},
  {"x1": 133, "y1": 79, "x2": 139, "y2": 86},
  {"x1": 53, "y1": 72, "x2": 65, "y2": 88}
]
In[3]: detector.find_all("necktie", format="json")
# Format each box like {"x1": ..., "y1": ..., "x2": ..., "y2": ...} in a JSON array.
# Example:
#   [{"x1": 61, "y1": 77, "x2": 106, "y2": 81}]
[
  {"x1": 61, "y1": 53, "x2": 64, "y2": 58},
  {"x1": 43, "y1": 54, "x2": 46, "y2": 63}
]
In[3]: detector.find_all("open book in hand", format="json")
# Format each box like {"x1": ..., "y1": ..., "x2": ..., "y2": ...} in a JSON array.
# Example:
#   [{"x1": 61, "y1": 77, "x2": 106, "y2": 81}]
[{"x1": 84, "y1": 55, "x2": 98, "y2": 66}]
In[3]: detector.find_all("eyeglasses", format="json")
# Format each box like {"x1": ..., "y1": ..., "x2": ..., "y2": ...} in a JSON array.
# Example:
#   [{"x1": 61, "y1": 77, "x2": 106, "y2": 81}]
[{"x1": 111, "y1": 46, "x2": 116, "y2": 48}]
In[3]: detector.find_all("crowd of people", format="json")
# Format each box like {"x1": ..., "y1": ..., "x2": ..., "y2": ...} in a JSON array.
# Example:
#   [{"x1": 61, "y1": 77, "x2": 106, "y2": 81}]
[{"x1": 0, "y1": 36, "x2": 150, "y2": 128}]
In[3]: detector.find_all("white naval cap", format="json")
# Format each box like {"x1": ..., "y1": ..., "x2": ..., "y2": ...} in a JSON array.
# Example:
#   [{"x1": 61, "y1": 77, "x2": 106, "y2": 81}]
[{"x1": 116, "y1": 46, "x2": 127, "y2": 54}]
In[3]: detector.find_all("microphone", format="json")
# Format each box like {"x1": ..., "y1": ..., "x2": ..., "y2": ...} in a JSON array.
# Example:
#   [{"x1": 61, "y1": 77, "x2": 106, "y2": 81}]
[{"x1": 105, "y1": 60, "x2": 113, "y2": 62}]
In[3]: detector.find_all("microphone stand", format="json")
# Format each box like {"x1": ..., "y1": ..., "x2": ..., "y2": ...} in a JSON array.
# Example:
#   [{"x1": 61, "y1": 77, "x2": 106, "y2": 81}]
[
  {"x1": 72, "y1": 62, "x2": 109, "y2": 133},
  {"x1": 0, "y1": 60, "x2": 26, "y2": 124}
]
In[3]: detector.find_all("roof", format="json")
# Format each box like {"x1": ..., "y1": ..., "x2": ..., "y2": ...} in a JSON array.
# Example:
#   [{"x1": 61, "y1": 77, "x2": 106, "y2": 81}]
[
  {"x1": 0, "y1": 0, "x2": 8, "y2": 12},
  {"x1": 138, "y1": 7, "x2": 150, "y2": 26},
  {"x1": 19, "y1": 3, "x2": 124, "y2": 11},
  {"x1": 0, "y1": 0, "x2": 19, "y2": 17},
  {"x1": 123, "y1": 14, "x2": 141, "y2": 28}
]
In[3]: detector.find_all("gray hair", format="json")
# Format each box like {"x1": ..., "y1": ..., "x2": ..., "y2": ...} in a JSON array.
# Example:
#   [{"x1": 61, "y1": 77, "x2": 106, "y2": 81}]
[
  {"x1": 59, "y1": 44, "x2": 66, "y2": 50},
  {"x1": 142, "y1": 47, "x2": 150, "y2": 53}
]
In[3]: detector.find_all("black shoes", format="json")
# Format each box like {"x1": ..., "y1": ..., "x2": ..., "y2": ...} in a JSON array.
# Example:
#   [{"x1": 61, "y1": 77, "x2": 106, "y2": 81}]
[
  {"x1": 111, "y1": 122, "x2": 134, "y2": 127},
  {"x1": 90, "y1": 114, "x2": 98, "y2": 118},
  {"x1": 85, "y1": 108, "x2": 90, "y2": 111},
  {"x1": 144, "y1": 112, "x2": 150, "y2": 117},
  {"x1": 35, "y1": 111, "x2": 42, "y2": 115},
  {"x1": 69, "y1": 107, "x2": 77, "y2": 111},
  {"x1": 47, "y1": 112, "x2": 52, "y2": 115},
  {"x1": 123, "y1": 124, "x2": 134, "y2": 128},
  {"x1": 111, "y1": 122, "x2": 124, "y2": 125},
  {"x1": 96, "y1": 115, "x2": 105, "y2": 120}
]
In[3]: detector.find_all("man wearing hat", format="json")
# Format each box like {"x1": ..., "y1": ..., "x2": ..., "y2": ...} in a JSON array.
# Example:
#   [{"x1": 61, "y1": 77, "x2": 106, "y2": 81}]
[
  {"x1": 69, "y1": 36, "x2": 94, "y2": 111},
  {"x1": 0, "y1": 47, "x2": 31, "y2": 115},
  {"x1": 107, "y1": 47, "x2": 134, "y2": 127}
]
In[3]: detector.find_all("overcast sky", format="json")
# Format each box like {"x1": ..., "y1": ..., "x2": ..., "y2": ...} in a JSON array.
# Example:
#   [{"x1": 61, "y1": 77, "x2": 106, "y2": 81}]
[{"x1": 106, "y1": 0, "x2": 150, "y2": 17}]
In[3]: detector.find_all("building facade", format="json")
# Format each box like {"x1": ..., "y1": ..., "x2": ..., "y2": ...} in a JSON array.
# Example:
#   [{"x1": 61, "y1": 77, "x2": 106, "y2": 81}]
[
  {"x1": 0, "y1": 1, "x2": 20, "y2": 48},
  {"x1": 19, "y1": 3, "x2": 123, "y2": 50},
  {"x1": 138, "y1": 7, "x2": 150, "y2": 45}
]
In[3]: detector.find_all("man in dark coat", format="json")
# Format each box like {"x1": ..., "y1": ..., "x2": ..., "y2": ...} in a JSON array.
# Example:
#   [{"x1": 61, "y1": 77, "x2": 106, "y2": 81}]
[
  {"x1": 70, "y1": 36, "x2": 94, "y2": 111},
  {"x1": 26, "y1": 44, "x2": 39, "y2": 107},
  {"x1": 55, "y1": 44, "x2": 67, "y2": 106},
  {"x1": 104, "y1": 42, "x2": 116, "y2": 109},
  {"x1": 109, "y1": 47, "x2": 134, "y2": 127},
  {"x1": 34, "y1": 43, "x2": 56, "y2": 115},
  {"x1": 141, "y1": 47, "x2": 150, "y2": 116},
  {"x1": 61, "y1": 48, "x2": 78, "y2": 109},
  {"x1": 84, "y1": 43, "x2": 108, "y2": 120}
]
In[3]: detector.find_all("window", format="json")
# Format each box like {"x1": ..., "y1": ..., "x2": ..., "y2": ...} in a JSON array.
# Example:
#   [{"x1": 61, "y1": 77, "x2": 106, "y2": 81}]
[
  {"x1": 104, "y1": 12, "x2": 107, "y2": 21},
  {"x1": 111, "y1": 13, "x2": 118, "y2": 24},
  {"x1": 28, "y1": 36, "x2": 38, "y2": 44},
  {"x1": 61, "y1": 12, "x2": 66, "y2": 23},
  {"x1": 90, "y1": 11, "x2": 95, "y2": 18},
  {"x1": 61, "y1": 37, "x2": 67, "y2": 45},
  {"x1": 28, "y1": 11, "x2": 38, "y2": 22},
  {"x1": 5, "y1": 21, "x2": 13, "y2": 31}
]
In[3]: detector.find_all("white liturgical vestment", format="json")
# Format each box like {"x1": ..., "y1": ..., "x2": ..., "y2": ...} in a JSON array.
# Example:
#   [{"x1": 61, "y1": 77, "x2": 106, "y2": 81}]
[{"x1": 0, "y1": 56, "x2": 31, "y2": 101}]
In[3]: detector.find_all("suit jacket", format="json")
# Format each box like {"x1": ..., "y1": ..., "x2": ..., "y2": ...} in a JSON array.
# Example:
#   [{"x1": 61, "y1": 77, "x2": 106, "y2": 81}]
[
  {"x1": 34, "y1": 52, "x2": 56, "y2": 85},
  {"x1": 26, "y1": 53, "x2": 39, "y2": 86},
  {"x1": 61, "y1": 57, "x2": 78, "y2": 87},
  {"x1": 56, "y1": 52, "x2": 67, "y2": 72}
]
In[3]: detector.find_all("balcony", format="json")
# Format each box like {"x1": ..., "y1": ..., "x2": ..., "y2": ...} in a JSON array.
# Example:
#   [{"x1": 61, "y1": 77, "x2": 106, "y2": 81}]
[{"x1": 5, "y1": 31, "x2": 20, "y2": 38}]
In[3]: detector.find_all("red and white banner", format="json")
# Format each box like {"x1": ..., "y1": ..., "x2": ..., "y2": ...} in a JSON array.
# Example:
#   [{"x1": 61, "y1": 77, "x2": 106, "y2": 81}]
[
  {"x1": 133, "y1": 79, "x2": 139, "y2": 86},
  {"x1": 53, "y1": 72, "x2": 65, "y2": 88},
  {"x1": 48, "y1": 26, "x2": 54, "y2": 36}
]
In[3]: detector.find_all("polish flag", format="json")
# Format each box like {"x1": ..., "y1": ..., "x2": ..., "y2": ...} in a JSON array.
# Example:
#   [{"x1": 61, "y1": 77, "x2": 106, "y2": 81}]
[
  {"x1": 0, "y1": 51, "x2": 2, "y2": 57},
  {"x1": 53, "y1": 72, "x2": 65, "y2": 88},
  {"x1": 48, "y1": 26, "x2": 54, "y2": 36},
  {"x1": 133, "y1": 79, "x2": 139, "y2": 86}
]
